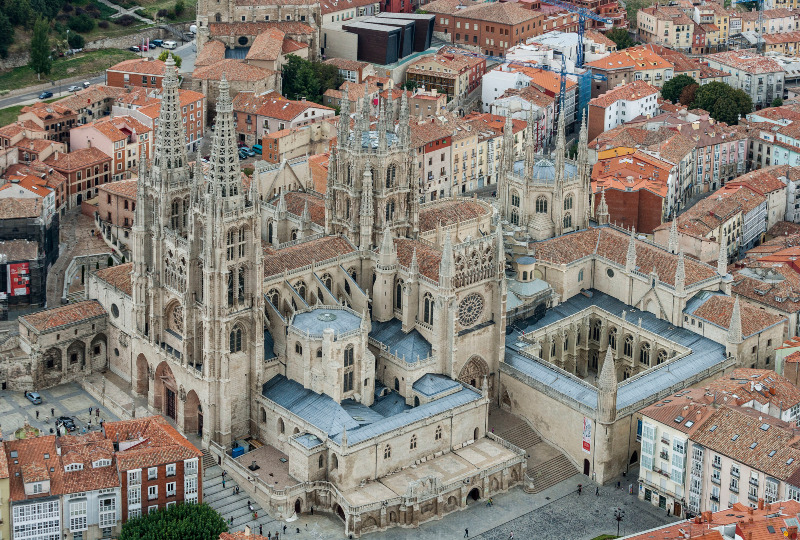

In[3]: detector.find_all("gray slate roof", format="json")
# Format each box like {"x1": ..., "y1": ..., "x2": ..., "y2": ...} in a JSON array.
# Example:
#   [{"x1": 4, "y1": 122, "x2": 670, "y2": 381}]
[
  {"x1": 291, "y1": 308, "x2": 362, "y2": 337},
  {"x1": 412, "y1": 373, "x2": 461, "y2": 397},
  {"x1": 370, "y1": 318, "x2": 432, "y2": 362},
  {"x1": 506, "y1": 289, "x2": 729, "y2": 411}
]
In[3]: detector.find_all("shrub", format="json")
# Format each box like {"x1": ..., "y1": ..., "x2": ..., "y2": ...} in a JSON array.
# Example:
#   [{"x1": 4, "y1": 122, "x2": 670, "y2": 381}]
[
  {"x1": 67, "y1": 32, "x2": 84, "y2": 48},
  {"x1": 62, "y1": 3, "x2": 73, "y2": 12},
  {"x1": 174, "y1": 0, "x2": 184, "y2": 14},
  {"x1": 97, "y1": 19, "x2": 108, "y2": 27},
  {"x1": 114, "y1": 13, "x2": 135, "y2": 25},
  {"x1": 74, "y1": 6, "x2": 84, "y2": 14},
  {"x1": 68, "y1": 12, "x2": 95, "y2": 32},
  {"x1": 166, "y1": 9, "x2": 176, "y2": 18},
  {"x1": 156, "y1": 8, "x2": 167, "y2": 16}
]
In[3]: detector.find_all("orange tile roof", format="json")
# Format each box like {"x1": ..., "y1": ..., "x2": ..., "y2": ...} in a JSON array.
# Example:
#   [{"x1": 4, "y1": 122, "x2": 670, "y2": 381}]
[
  {"x1": 99, "y1": 179, "x2": 137, "y2": 199},
  {"x1": 263, "y1": 236, "x2": 356, "y2": 277},
  {"x1": 246, "y1": 28, "x2": 285, "y2": 62},
  {"x1": 104, "y1": 416, "x2": 202, "y2": 471},
  {"x1": 5, "y1": 436, "x2": 64, "y2": 500},
  {"x1": 196, "y1": 40, "x2": 227, "y2": 67},
  {"x1": 107, "y1": 58, "x2": 166, "y2": 76},
  {"x1": 589, "y1": 80, "x2": 659, "y2": 108},
  {"x1": 692, "y1": 294, "x2": 786, "y2": 337},
  {"x1": 423, "y1": 0, "x2": 478, "y2": 14},
  {"x1": 585, "y1": 45, "x2": 673, "y2": 72},
  {"x1": 94, "y1": 262, "x2": 133, "y2": 296},
  {"x1": 535, "y1": 226, "x2": 718, "y2": 287},
  {"x1": 45, "y1": 147, "x2": 111, "y2": 172},
  {"x1": 309, "y1": 153, "x2": 329, "y2": 194},
  {"x1": 324, "y1": 57, "x2": 369, "y2": 72},
  {"x1": 769, "y1": 220, "x2": 800, "y2": 237},
  {"x1": 708, "y1": 368, "x2": 800, "y2": 410},
  {"x1": 20, "y1": 101, "x2": 77, "y2": 121},
  {"x1": 282, "y1": 38, "x2": 308, "y2": 54},
  {"x1": 706, "y1": 51, "x2": 783, "y2": 74},
  {"x1": 419, "y1": 199, "x2": 490, "y2": 233},
  {"x1": 456, "y1": 1, "x2": 539, "y2": 24},
  {"x1": 59, "y1": 433, "x2": 119, "y2": 493},
  {"x1": 392, "y1": 238, "x2": 441, "y2": 280},
  {"x1": 640, "y1": 387, "x2": 715, "y2": 435},
  {"x1": 208, "y1": 21, "x2": 314, "y2": 37},
  {"x1": 20, "y1": 300, "x2": 106, "y2": 332},
  {"x1": 591, "y1": 150, "x2": 672, "y2": 198},
  {"x1": 507, "y1": 65, "x2": 578, "y2": 93},
  {"x1": 275, "y1": 191, "x2": 325, "y2": 226},
  {"x1": 255, "y1": 96, "x2": 333, "y2": 121},
  {"x1": 192, "y1": 59, "x2": 275, "y2": 82}
]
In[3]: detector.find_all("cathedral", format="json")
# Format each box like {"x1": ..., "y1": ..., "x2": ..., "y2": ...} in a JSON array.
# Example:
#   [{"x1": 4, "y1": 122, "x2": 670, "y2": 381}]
[{"x1": 7, "y1": 54, "x2": 791, "y2": 538}]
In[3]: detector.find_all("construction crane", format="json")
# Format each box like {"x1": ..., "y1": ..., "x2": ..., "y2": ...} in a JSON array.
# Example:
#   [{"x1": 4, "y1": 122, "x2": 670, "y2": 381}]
[
  {"x1": 538, "y1": 0, "x2": 614, "y2": 68},
  {"x1": 447, "y1": 48, "x2": 606, "y2": 133},
  {"x1": 732, "y1": 0, "x2": 764, "y2": 53}
]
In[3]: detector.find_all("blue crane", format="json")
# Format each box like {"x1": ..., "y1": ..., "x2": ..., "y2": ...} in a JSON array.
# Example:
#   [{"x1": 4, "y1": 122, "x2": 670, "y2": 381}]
[
  {"x1": 446, "y1": 48, "x2": 606, "y2": 126},
  {"x1": 731, "y1": 0, "x2": 764, "y2": 52},
  {"x1": 539, "y1": 0, "x2": 614, "y2": 67}
]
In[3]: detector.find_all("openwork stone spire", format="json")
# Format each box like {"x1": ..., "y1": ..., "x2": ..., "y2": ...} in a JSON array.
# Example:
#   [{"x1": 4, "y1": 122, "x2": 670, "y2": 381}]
[
  {"x1": 668, "y1": 219, "x2": 679, "y2": 254},
  {"x1": 208, "y1": 76, "x2": 244, "y2": 213},
  {"x1": 554, "y1": 104, "x2": 567, "y2": 187},
  {"x1": 398, "y1": 90, "x2": 410, "y2": 147},
  {"x1": 597, "y1": 347, "x2": 617, "y2": 424},
  {"x1": 728, "y1": 297, "x2": 743, "y2": 344},
  {"x1": 439, "y1": 232, "x2": 455, "y2": 290},
  {"x1": 625, "y1": 228, "x2": 637, "y2": 272},
  {"x1": 675, "y1": 250, "x2": 686, "y2": 293},
  {"x1": 152, "y1": 54, "x2": 188, "y2": 184},
  {"x1": 338, "y1": 85, "x2": 350, "y2": 145},
  {"x1": 596, "y1": 188, "x2": 609, "y2": 225},
  {"x1": 718, "y1": 244, "x2": 728, "y2": 276},
  {"x1": 501, "y1": 115, "x2": 514, "y2": 176}
]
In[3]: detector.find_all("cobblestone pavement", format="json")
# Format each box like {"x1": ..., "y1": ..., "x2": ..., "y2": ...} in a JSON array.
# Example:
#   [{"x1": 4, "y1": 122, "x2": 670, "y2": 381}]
[
  {"x1": 0, "y1": 382, "x2": 119, "y2": 439},
  {"x1": 46, "y1": 209, "x2": 111, "y2": 307}
]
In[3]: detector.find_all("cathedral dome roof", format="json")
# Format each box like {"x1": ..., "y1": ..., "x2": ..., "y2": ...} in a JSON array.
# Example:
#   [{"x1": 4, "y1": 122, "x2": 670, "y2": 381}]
[
  {"x1": 291, "y1": 307, "x2": 362, "y2": 337},
  {"x1": 512, "y1": 157, "x2": 577, "y2": 182}
]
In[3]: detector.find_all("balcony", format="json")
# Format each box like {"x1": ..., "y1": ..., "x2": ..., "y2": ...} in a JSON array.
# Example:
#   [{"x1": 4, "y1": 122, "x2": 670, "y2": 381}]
[
  {"x1": 710, "y1": 495, "x2": 720, "y2": 502},
  {"x1": 748, "y1": 493, "x2": 759, "y2": 502},
  {"x1": 660, "y1": 451, "x2": 670, "y2": 461},
  {"x1": 749, "y1": 478, "x2": 759, "y2": 487},
  {"x1": 711, "y1": 476, "x2": 721, "y2": 485},
  {"x1": 730, "y1": 484, "x2": 739, "y2": 493},
  {"x1": 661, "y1": 436, "x2": 670, "y2": 445}
]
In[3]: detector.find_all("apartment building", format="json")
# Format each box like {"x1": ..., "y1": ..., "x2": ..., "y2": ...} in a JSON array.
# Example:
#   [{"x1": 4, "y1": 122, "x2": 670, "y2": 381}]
[
  {"x1": 97, "y1": 179, "x2": 137, "y2": 255},
  {"x1": 405, "y1": 51, "x2": 486, "y2": 104},
  {"x1": 411, "y1": 119, "x2": 453, "y2": 202},
  {"x1": 450, "y1": 119, "x2": 479, "y2": 194},
  {"x1": 587, "y1": 80, "x2": 660, "y2": 143},
  {"x1": 585, "y1": 46, "x2": 675, "y2": 98},
  {"x1": 462, "y1": 112, "x2": 526, "y2": 188},
  {"x1": 705, "y1": 52, "x2": 785, "y2": 110},
  {"x1": 692, "y1": 3, "x2": 732, "y2": 51},
  {"x1": 637, "y1": 6, "x2": 696, "y2": 52},
  {"x1": 323, "y1": 58, "x2": 376, "y2": 83},
  {"x1": 232, "y1": 92, "x2": 335, "y2": 147},
  {"x1": 105, "y1": 58, "x2": 166, "y2": 89},
  {"x1": 0, "y1": 121, "x2": 66, "y2": 163},
  {"x1": 70, "y1": 116, "x2": 152, "y2": 182},
  {"x1": 3, "y1": 160, "x2": 68, "y2": 216},
  {"x1": 16, "y1": 102, "x2": 78, "y2": 145},
  {"x1": 44, "y1": 148, "x2": 112, "y2": 209}
]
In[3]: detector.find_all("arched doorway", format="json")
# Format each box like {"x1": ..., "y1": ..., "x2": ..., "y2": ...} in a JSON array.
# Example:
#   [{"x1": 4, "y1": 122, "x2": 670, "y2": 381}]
[
  {"x1": 630, "y1": 451, "x2": 638, "y2": 465},
  {"x1": 136, "y1": 354, "x2": 149, "y2": 396},
  {"x1": 467, "y1": 488, "x2": 480, "y2": 502},
  {"x1": 335, "y1": 504, "x2": 345, "y2": 522},
  {"x1": 67, "y1": 340, "x2": 86, "y2": 369},
  {"x1": 90, "y1": 333, "x2": 107, "y2": 370},
  {"x1": 294, "y1": 499, "x2": 302, "y2": 515},
  {"x1": 583, "y1": 459, "x2": 590, "y2": 476},
  {"x1": 473, "y1": 427, "x2": 480, "y2": 441},
  {"x1": 458, "y1": 355, "x2": 490, "y2": 392},
  {"x1": 154, "y1": 362, "x2": 177, "y2": 420},
  {"x1": 184, "y1": 390, "x2": 201, "y2": 436}
]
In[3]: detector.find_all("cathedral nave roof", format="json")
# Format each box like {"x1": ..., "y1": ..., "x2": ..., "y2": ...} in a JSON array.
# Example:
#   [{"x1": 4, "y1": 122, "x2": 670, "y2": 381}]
[
  {"x1": 262, "y1": 235, "x2": 356, "y2": 277},
  {"x1": 391, "y1": 238, "x2": 442, "y2": 280},
  {"x1": 269, "y1": 191, "x2": 325, "y2": 226},
  {"x1": 419, "y1": 198, "x2": 491, "y2": 233}
]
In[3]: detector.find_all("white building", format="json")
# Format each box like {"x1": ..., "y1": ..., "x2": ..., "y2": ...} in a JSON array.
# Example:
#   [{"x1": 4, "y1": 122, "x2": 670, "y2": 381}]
[
  {"x1": 587, "y1": 80, "x2": 660, "y2": 142},
  {"x1": 705, "y1": 51, "x2": 785, "y2": 110}
]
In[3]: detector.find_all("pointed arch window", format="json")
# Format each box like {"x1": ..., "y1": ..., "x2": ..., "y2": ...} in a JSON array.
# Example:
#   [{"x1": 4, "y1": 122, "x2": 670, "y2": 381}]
[
  {"x1": 511, "y1": 191, "x2": 520, "y2": 207},
  {"x1": 171, "y1": 199, "x2": 182, "y2": 230},
  {"x1": 423, "y1": 293, "x2": 434, "y2": 325},
  {"x1": 563, "y1": 213, "x2": 572, "y2": 229},
  {"x1": 294, "y1": 280, "x2": 307, "y2": 301},
  {"x1": 410, "y1": 435, "x2": 417, "y2": 449},
  {"x1": 267, "y1": 289, "x2": 279, "y2": 307},
  {"x1": 238, "y1": 226, "x2": 247, "y2": 258},
  {"x1": 624, "y1": 335, "x2": 633, "y2": 358},
  {"x1": 385, "y1": 201, "x2": 395, "y2": 222},
  {"x1": 227, "y1": 272, "x2": 234, "y2": 306},
  {"x1": 343, "y1": 344, "x2": 354, "y2": 392},
  {"x1": 322, "y1": 273, "x2": 333, "y2": 291},
  {"x1": 395, "y1": 279, "x2": 403, "y2": 310},
  {"x1": 386, "y1": 165, "x2": 396, "y2": 188},
  {"x1": 639, "y1": 342, "x2": 651, "y2": 366},
  {"x1": 564, "y1": 195, "x2": 573, "y2": 211},
  {"x1": 226, "y1": 228, "x2": 238, "y2": 261},
  {"x1": 608, "y1": 327, "x2": 617, "y2": 350},
  {"x1": 384, "y1": 444, "x2": 391, "y2": 459},
  {"x1": 536, "y1": 196, "x2": 548, "y2": 213},
  {"x1": 591, "y1": 320, "x2": 601, "y2": 342},
  {"x1": 435, "y1": 425, "x2": 443, "y2": 440},
  {"x1": 237, "y1": 267, "x2": 245, "y2": 304},
  {"x1": 657, "y1": 350, "x2": 668, "y2": 365},
  {"x1": 510, "y1": 209, "x2": 519, "y2": 225},
  {"x1": 229, "y1": 325, "x2": 243, "y2": 353}
]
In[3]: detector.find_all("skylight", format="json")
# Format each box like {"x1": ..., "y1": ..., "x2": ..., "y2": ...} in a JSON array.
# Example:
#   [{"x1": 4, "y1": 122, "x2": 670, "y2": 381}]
[
  {"x1": 731, "y1": 434, "x2": 739, "y2": 441},
  {"x1": 685, "y1": 420, "x2": 694, "y2": 428},
  {"x1": 674, "y1": 415, "x2": 685, "y2": 423},
  {"x1": 760, "y1": 423, "x2": 770, "y2": 431},
  {"x1": 750, "y1": 442, "x2": 758, "y2": 449},
  {"x1": 710, "y1": 425, "x2": 718, "y2": 432}
]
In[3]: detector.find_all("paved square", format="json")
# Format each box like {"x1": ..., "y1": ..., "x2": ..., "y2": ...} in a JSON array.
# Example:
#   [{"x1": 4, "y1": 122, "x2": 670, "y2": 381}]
[{"x1": 0, "y1": 382, "x2": 119, "y2": 439}]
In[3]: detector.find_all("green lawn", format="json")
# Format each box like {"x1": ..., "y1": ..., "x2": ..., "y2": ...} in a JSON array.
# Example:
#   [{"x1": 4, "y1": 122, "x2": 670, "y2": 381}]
[
  {"x1": 0, "y1": 49, "x2": 138, "y2": 92},
  {"x1": 0, "y1": 97, "x2": 59, "y2": 126},
  {"x1": 591, "y1": 535, "x2": 620, "y2": 540},
  {"x1": 137, "y1": 0, "x2": 196, "y2": 23}
]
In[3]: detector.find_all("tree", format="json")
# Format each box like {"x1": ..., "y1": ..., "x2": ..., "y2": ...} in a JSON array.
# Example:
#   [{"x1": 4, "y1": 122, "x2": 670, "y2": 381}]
[
  {"x1": 119, "y1": 503, "x2": 227, "y2": 540},
  {"x1": 678, "y1": 83, "x2": 698, "y2": 106},
  {"x1": 67, "y1": 32, "x2": 84, "y2": 49},
  {"x1": 174, "y1": 0, "x2": 184, "y2": 15},
  {"x1": 310, "y1": 60, "x2": 343, "y2": 98},
  {"x1": 158, "y1": 50, "x2": 182, "y2": 68},
  {"x1": 661, "y1": 74, "x2": 697, "y2": 104},
  {"x1": 401, "y1": 80, "x2": 418, "y2": 91},
  {"x1": 0, "y1": 12, "x2": 14, "y2": 58},
  {"x1": 6, "y1": 0, "x2": 32, "y2": 27},
  {"x1": 29, "y1": 17, "x2": 52, "y2": 79},
  {"x1": 68, "y1": 12, "x2": 95, "y2": 32},
  {"x1": 691, "y1": 81, "x2": 752, "y2": 125},
  {"x1": 772, "y1": 97, "x2": 784, "y2": 107},
  {"x1": 606, "y1": 28, "x2": 633, "y2": 50},
  {"x1": 282, "y1": 54, "x2": 343, "y2": 104}
]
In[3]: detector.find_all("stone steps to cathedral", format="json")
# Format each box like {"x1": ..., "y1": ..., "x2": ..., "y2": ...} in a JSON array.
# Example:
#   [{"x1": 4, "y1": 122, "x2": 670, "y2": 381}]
[
  {"x1": 529, "y1": 454, "x2": 579, "y2": 494},
  {"x1": 496, "y1": 422, "x2": 542, "y2": 450},
  {"x1": 203, "y1": 465, "x2": 278, "y2": 532},
  {"x1": 201, "y1": 448, "x2": 217, "y2": 470}
]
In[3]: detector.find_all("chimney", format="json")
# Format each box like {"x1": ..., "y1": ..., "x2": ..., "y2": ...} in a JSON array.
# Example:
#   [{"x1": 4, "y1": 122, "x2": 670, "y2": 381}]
[
  {"x1": 748, "y1": 507, "x2": 754, "y2": 515},
  {"x1": 88, "y1": 140, "x2": 92, "y2": 148},
  {"x1": 703, "y1": 510, "x2": 713, "y2": 522},
  {"x1": 790, "y1": 525, "x2": 798, "y2": 539},
  {"x1": 758, "y1": 498, "x2": 764, "y2": 510}
]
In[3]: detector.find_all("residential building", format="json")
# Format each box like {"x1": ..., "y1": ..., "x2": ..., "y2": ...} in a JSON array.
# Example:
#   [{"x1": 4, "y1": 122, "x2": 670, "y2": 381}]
[
  {"x1": 705, "y1": 52, "x2": 785, "y2": 110},
  {"x1": 644, "y1": 44, "x2": 730, "y2": 85},
  {"x1": 692, "y1": 3, "x2": 732, "y2": 52},
  {"x1": 411, "y1": 119, "x2": 453, "y2": 201},
  {"x1": 449, "y1": 116, "x2": 479, "y2": 194},
  {"x1": 52, "y1": 86, "x2": 127, "y2": 126},
  {"x1": 3, "y1": 161, "x2": 68, "y2": 216},
  {"x1": 232, "y1": 92, "x2": 335, "y2": 147},
  {"x1": 490, "y1": 85, "x2": 556, "y2": 151},
  {"x1": 70, "y1": 116, "x2": 152, "y2": 182},
  {"x1": 462, "y1": 112, "x2": 526, "y2": 188},
  {"x1": 323, "y1": 58, "x2": 376, "y2": 83},
  {"x1": 190, "y1": 60, "x2": 279, "y2": 116},
  {"x1": 16, "y1": 102, "x2": 78, "y2": 145},
  {"x1": 587, "y1": 80, "x2": 660, "y2": 143},
  {"x1": 104, "y1": 417, "x2": 202, "y2": 521},
  {"x1": 728, "y1": 167, "x2": 789, "y2": 231},
  {"x1": 260, "y1": 122, "x2": 336, "y2": 164},
  {"x1": 97, "y1": 179, "x2": 137, "y2": 257},
  {"x1": 44, "y1": 148, "x2": 112, "y2": 209},
  {"x1": 409, "y1": 88, "x2": 448, "y2": 117},
  {"x1": 405, "y1": 51, "x2": 486, "y2": 104},
  {"x1": 0, "y1": 173, "x2": 57, "y2": 226},
  {"x1": 591, "y1": 149, "x2": 673, "y2": 233},
  {"x1": 637, "y1": 6, "x2": 696, "y2": 52},
  {"x1": 105, "y1": 58, "x2": 166, "y2": 89},
  {"x1": 0, "y1": 121, "x2": 66, "y2": 163},
  {"x1": 585, "y1": 46, "x2": 675, "y2": 98}
]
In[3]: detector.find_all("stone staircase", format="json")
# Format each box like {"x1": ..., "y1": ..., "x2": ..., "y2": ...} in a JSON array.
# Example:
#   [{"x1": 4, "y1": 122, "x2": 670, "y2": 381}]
[
  {"x1": 528, "y1": 454, "x2": 579, "y2": 494},
  {"x1": 203, "y1": 465, "x2": 277, "y2": 533},
  {"x1": 496, "y1": 422, "x2": 542, "y2": 449},
  {"x1": 201, "y1": 448, "x2": 216, "y2": 471}
]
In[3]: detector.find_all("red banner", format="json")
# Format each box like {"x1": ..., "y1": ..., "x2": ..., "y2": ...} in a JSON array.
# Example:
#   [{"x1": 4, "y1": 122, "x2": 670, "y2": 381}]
[{"x1": 8, "y1": 262, "x2": 30, "y2": 297}]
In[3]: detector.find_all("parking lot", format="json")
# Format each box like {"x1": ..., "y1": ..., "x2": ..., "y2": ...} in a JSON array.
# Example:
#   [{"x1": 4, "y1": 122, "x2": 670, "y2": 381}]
[{"x1": 0, "y1": 383, "x2": 118, "y2": 439}]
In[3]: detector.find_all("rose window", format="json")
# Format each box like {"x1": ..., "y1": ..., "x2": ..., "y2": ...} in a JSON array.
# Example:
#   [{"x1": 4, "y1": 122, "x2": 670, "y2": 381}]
[{"x1": 458, "y1": 293, "x2": 484, "y2": 327}]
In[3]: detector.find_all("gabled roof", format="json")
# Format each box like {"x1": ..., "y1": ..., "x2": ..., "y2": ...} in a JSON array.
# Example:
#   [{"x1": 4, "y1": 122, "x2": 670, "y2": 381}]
[
  {"x1": 192, "y1": 60, "x2": 275, "y2": 82},
  {"x1": 94, "y1": 262, "x2": 133, "y2": 296},
  {"x1": 44, "y1": 147, "x2": 111, "y2": 171},
  {"x1": 20, "y1": 300, "x2": 106, "y2": 332},
  {"x1": 419, "y1": 198, "x2": 490, "y2": 233},
  {"x1": 262, "y1": 235, "x2": 356, "y2": 277},
  {"x1": 104, "y1": 416, "x2": 202, "y2": 471},
  {"x1": 107, "y1": 58, "x2": 166, "y2": 76}
]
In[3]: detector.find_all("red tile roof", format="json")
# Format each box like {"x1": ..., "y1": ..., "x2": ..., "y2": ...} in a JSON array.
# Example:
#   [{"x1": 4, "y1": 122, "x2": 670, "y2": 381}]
[
  {"x1": 208, "y1": 21, "x2": 314, "y2": 36},
  {"x1": 309, "y1": 153, "x2": 329, "y2": 194},
  {"x1": 5, "y1": 435, "x2": 64, "y2": 500},
  {"x1": 94, "y1": 262, "x2": 133, "y2": 296},
  {"x1": 692, "y1": 293, "x2": 786, "y2": 337},
  {"x1": 195, "y1": 40, "x2": 227, "y2": 67},
  {"x1": 246, "y1": 28, "x2": 285, "y2": 62},
  {"x1": 20, "y1": 300, "x2": 106, "y2": 332},
  {"x1": 107, "y1": 58, "x2": 166, "y2": 76},
  {"x1": 276, "y1": 191, "x2": 325, "y2": 226},
  {"x1": 262, "y1": 235, "x2": 356, "y2": 277},
  {"x1": 192, "y1": 59, "x2": 275, "y2": 82},
  {"x1": 708, "y1": 368, "x2": 800, "y2": 410},
  {"x1": 589, "y1": 80, "x2": 659, "y2": 108},
  {"x1": 104, "y1": 416, "x2": 202, "y2": 471},
  {"x1": 0, "y1": 198, "x2": 41, "y2": 220},
  {"x1": 419, "y1": 198, "x2": 490, "y2": 233},
  {"x1": 44, "y1": 148, "x2": 111, "y2": 172},
  {"x1": 706, "y1": 51, "x2": 783, "y2": 74},
  {"x1": 393, "y1": 238, "x2": 441, "y2": 280},
  {"x1": 640, "y1": 387, "x2": 715, "y2": 435},
  {"x1": 99, "y1": 179, "x2": 137, "y2": 199}
]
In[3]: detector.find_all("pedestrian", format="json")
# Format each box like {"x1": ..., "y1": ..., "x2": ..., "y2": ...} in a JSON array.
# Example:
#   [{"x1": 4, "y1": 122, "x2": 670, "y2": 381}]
[
  {"x1": 260, "y1": 524, "x2": 263, "y2": 536},
  {"x1": 464, "y1": 528, "x2": 469, "y2": 538},
  {"x1": 509, "y1": 532, "x2": 514, "y2": 540},
  {"x1": 45, "y1": 416, "x2": 49, "y2": 424},
  {"x1": 491, "y1": 428, "x2": 495, "y2": 433},
  {"x1": 667, "y1": 508, "x2": 671, "y2": 517},
  {"x1": 95, "y1": 408, "x2": 99, "y2": 418},
  {"x1": 595, "y1": 486, "x2": 599, "y2": 496},
  {"x1": 222, "y1": 479, "x2": 225, "y2": 488},
  {"x1": 283, "y1": 525, "x2": 287, "y2": 534},
  {"x1": 89, "y1": 407, "x2": 92, "y2": 415},
  {"x1": 577, "y1": 484, "x2": 582, "y2": 495},
  {"x1": 232, "y1": 487, "x2": 236, "y2": 496},
  {"x1": 267, "y1": 533, "x2": 271, "y2": 540},
  {"x1": 35, "y1": 410, "x2": 39, "y2": 419},
  {"x1": 311, "y1": 506, "x2": 314, "y2": 515},
  {"x1": 296, "y1": 528, "x2": 300, "y2": 534},
  {"x1": 50, "y1": 407, "x2": 54, "y2": 416},
  {"x1": 229, "y1": 516, "x2": 233, "y2": 526},
  {"x1": 248, "y1": 501, "x2": 253, "y2": 512},
  {"x1": 617, "y1": 481, "x2": 620, "y2": 489}
]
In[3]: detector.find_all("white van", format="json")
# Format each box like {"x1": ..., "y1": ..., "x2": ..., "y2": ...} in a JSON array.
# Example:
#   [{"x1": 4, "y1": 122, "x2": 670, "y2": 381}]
[{"x1": 162, "y1": 40, "x2": 177, "y2": 49}]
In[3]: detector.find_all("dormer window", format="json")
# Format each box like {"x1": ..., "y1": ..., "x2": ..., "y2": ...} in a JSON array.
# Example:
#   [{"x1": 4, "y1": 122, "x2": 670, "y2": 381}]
[
  {"x1": 32, "y1": 483, "x2": 43, "y2": 494},
  {"x1": 65, "y1": 463, "x2": 84, "y2": 472},
  {"x1": 93, "y1": 459, "x2": 111, "y2": 468}
]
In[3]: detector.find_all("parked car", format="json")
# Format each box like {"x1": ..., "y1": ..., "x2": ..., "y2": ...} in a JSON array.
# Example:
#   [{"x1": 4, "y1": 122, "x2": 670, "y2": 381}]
[
  {"x1": 237, "y1": 141, "x2": 246, "y2": 148},
  {"x1": 162, "y1": 40, "x2": 177, "y2": 49},
  {"x1": 24, "y1": 391, "x2": 42, "y2": 404},
  {"x1": 244, "y1": 147, "x2": 256, "y2": 157},
  {"x1": 57, "y1": 416, "x2": 76, "y2": 432},
  {"x1": 252, "y1": 144, "x2": 263, "y2": 155},
  {"x1": 238, "y1": 149, "x2": 249, "y2": 160},
  {"x1": 39, "y1": 91, "x2": 53, "y2": 99},
  {"x1": 67, "y1": 85, "x2": 81, "y2": 92},
  {"x1": 151, "y1": 39, "x2": 163, "y2": 47},
  {"x1": 129, "y1": 45, "x2": 140, "y2": 52},
  {"x1": 82, "y1": 81, "x2": 91, "y2": 88}
]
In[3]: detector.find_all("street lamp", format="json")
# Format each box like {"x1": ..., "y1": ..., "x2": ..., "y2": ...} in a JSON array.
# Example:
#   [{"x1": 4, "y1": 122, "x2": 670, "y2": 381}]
[{"x1": 614, "y1": 507, "x2": 625, "y2": 537}]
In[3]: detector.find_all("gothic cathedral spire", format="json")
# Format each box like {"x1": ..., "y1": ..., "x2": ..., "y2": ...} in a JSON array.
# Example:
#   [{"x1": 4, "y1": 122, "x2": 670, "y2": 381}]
[
  {"x1": 151, "y1": 55, "x2": 188, "y2": 188},
  {"x1": 207, "y1": 76, "x2": 244, "y2": 213}
]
